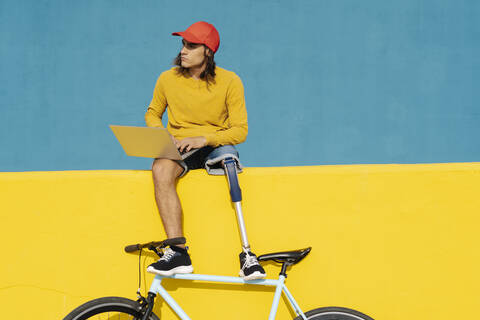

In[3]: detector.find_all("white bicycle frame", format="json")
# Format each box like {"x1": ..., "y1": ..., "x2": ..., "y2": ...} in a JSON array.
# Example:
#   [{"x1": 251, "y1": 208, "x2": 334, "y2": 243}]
[{"x1": 148, "y1": 273, "x2": 308, "y2": 320}]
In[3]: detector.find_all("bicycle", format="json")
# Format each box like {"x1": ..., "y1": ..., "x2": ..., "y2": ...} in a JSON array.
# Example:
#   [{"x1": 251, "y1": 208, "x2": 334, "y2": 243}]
[{"x1": 63, "y1": 237, "x2": 375, "y2": 320}]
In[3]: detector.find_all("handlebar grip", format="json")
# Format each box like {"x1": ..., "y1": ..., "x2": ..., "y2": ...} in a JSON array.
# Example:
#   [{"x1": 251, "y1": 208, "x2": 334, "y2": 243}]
[{"x1": 124, "y1": 244, "x2": 141, "y2": 253}]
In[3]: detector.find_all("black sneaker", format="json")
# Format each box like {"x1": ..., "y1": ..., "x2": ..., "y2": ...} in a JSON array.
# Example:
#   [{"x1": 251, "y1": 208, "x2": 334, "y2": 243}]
[
  {"x1": 239, "y1": 250, "x2": 266, "y2": 280},
  {"x1": 147, "y1": 246, "x2": 193, "y2": 276}
]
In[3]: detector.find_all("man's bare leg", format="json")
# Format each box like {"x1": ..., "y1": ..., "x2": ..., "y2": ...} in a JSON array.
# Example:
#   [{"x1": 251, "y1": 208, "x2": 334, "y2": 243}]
[
  {"x1": 147, "y1": 158, "x2": 193, "y2": 276},
  {"x1": 151, "y1": 158, "x2": 185, "y2": 246}
]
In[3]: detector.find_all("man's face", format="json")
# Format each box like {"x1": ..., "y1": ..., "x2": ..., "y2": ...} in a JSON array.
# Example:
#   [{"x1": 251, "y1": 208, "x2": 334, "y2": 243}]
[{"x1": 180, "y1": 39, "x2": 207, "y2": 69}]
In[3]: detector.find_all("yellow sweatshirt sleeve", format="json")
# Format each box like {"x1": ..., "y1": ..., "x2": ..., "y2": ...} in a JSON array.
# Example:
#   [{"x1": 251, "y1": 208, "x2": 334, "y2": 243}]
[
  {"x1": 145, "y1": 75, "x2": 167, "y2": 128},
  {"x1": 204, "y1": 75, "x2": 248, "y2": 147}
]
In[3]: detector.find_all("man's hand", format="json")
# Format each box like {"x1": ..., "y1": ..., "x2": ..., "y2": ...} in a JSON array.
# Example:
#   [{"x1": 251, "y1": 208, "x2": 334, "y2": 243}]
[{"x1": 177, "y1": 136, "x2": 207, "y2": 152}]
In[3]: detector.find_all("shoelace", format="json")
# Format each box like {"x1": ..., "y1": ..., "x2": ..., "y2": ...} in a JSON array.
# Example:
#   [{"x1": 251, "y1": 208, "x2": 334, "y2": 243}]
[
  {"x1": 158, "y1": 248, "x2": 176, "y2": 262},
  {"x1": 243, "y1": 252, "x2": 259, "y2": 269}
]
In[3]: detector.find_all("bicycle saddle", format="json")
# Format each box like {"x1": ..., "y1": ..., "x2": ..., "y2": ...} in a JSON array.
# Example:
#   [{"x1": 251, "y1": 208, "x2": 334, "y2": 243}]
[{"x1": 258, "y1": 247, "x2": 311, "y2": 265}]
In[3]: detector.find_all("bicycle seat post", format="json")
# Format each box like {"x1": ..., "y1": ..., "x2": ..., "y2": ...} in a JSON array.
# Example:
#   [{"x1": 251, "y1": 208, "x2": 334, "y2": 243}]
[{"x1": 280, "y1": 262, "x2": 292, "y2": 277}]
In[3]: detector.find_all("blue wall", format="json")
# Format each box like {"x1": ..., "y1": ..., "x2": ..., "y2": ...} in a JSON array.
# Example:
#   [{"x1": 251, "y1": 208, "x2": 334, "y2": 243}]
[{"x1": 1, "y1": 0, "x2": 479, "y2": 171}]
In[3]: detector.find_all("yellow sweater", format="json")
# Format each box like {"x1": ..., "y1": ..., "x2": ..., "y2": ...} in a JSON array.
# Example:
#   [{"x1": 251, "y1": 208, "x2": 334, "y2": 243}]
[{"x1": 145, "y1": 66, "x2": 248, "y2": 147}]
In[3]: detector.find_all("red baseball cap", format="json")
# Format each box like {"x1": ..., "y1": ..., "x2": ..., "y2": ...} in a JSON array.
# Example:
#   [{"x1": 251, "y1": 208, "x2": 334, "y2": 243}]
[{"x1": 172, "y1": 21, "x2": 220, "y2": 53}]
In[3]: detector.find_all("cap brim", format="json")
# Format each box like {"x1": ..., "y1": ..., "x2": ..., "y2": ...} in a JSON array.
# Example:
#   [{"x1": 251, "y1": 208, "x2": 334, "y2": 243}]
[{"x1": 172, "y1": 31, "x2": 202, "y2": 44}]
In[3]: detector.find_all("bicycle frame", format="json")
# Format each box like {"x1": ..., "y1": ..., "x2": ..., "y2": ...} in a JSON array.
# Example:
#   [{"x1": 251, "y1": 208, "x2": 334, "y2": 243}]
[{"x1": 148, "y1": 273, "x2": 308, "y2": 320}]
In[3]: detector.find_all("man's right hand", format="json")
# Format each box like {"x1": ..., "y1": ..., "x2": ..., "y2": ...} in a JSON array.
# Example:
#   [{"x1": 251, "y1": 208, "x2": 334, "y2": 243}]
[{"x1": 177, "y1": 136, "x2": 207, "y2": 152}]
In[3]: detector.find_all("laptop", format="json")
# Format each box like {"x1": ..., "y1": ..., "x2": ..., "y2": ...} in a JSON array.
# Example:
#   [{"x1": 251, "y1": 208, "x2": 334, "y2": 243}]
[{"x1": 109, "y1": 125, "x2": 197, "y2": 160}]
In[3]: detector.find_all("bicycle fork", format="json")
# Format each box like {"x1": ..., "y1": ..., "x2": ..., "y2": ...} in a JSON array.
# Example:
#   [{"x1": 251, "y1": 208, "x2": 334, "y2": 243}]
[{"x1": 139, "y1": 292, "x2": 156, "y2": 320}]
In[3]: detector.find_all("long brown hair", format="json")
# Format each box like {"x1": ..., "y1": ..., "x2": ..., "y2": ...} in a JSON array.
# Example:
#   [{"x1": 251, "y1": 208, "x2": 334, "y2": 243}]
[{"x1": 173, "y1": 46, "x2": 216, "y2": 87}]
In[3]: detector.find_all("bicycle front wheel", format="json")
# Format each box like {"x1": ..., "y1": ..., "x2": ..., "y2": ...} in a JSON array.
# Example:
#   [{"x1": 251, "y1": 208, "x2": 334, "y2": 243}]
[
  {"x1": 63, "y1": 296, "x2": 160, "y2": 320},
  {"x1": 294, "y1": 306, "x2": 374, "y2": 320}
]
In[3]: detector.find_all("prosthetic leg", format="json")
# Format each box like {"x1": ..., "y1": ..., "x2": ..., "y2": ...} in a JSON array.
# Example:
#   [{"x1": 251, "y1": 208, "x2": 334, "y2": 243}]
[
  {"x1": 223, "y1": 157, "x2": 266, "y2": 280},
  {"x1": 223, "y1": 157, "x2": 250, "y2": 250}
]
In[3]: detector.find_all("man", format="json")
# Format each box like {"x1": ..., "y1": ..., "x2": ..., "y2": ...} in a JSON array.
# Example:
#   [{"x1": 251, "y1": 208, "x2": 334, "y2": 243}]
[{"x1": 144, "y1": 21, "x2": 266, "y2": 280}]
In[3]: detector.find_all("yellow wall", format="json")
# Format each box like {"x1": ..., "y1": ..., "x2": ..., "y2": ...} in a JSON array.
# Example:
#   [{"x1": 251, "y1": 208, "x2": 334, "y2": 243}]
[{"x1": 1, "y1": 163, "x2": 479, "y2": 319}]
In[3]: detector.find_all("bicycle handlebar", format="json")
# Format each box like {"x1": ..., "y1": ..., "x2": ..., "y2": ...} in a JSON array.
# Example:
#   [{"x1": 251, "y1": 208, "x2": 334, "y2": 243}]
[{"x1": 124, "y1": 237, "x2": 186, "y2": 253}]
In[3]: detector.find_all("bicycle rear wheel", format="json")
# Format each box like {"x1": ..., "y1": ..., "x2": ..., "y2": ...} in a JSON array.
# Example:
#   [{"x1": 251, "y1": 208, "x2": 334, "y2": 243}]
[
  {"x1": 294, "y1": 306, "x2": 374, "y2": 320},
  {"x1": 63, "y1": 296, "x2": 160, "y2": 320}
]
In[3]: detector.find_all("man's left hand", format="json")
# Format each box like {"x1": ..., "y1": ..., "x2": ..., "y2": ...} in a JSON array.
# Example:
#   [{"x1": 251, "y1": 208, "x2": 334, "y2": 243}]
[{"x1": 177, "y1": 136, "x2": 207, "y2": 152}]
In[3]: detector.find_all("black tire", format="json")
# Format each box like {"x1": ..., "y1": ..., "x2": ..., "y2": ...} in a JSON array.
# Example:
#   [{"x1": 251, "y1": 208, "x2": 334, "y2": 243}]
[
  {"x1": 294, "y1": 306, "x2": 374, "y2": 320},
  {"x1": 63, "y1": 296, "x2": 160, "y2": 320}
]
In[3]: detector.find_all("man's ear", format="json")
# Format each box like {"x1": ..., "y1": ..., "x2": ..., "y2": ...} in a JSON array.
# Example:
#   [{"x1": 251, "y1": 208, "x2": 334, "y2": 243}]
[{"x1": 205, "y1": 47, "x2": 213, "y2": 57}]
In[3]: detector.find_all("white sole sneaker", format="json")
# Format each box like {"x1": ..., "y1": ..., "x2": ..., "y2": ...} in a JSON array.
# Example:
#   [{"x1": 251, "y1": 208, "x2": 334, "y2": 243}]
[
  {"x1": 147, "y1": 265, "x2": 193, "y2": 276},
  {"x1": 239, "y1": 270, "x2": 266, "y2": 281}
]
